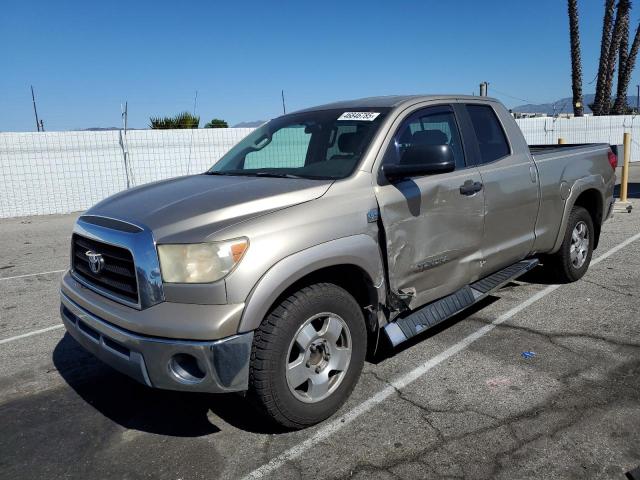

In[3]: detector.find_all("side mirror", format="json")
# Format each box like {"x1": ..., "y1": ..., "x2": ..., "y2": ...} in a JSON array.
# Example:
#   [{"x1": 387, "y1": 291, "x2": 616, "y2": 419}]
[{"x1": 383, "y1": 144, "x2": 455, "y2": 181}]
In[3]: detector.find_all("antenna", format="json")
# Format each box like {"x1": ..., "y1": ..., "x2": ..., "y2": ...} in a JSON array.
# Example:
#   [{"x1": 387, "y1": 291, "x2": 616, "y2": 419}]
[
  {"x1": 281, "y1": 90, "x2": 286, "y2": 114},
  {"x1": 31, "y1": 85, "x2": 41, "y2": 132}
]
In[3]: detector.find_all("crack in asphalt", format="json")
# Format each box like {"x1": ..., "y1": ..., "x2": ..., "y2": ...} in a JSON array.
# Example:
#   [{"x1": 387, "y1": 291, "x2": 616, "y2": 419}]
[
  {"x1": 581, "y1": 277, "x2": 636, "y2": 298},
  {"x1": 332, "y1": 359, "x2": 640, "y2": 480},
  {"x1": 480, "y1": 319, "x2": 640, "y2": 351}
]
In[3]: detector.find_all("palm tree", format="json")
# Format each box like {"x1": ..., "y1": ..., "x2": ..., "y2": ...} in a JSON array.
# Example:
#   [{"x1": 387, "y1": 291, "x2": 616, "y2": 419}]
[
  {"x1": 617, "y1": 4, "x2": 631, "y2": 90},
  {"x1": 601, "y1": 0, "x2": 631, "y2": 115},
  {"x1": 612, "y1": 1, "x2": 632, "y2": 113},
  {"x1": 593, "y1": 0, "x2": 616, "y2": 115},
  {"x1": 613, "y1": 22, "x2": 640, "y2": 113},
  {"x1": 568, "y1": 0, "x2": 584, "y2": 116}
]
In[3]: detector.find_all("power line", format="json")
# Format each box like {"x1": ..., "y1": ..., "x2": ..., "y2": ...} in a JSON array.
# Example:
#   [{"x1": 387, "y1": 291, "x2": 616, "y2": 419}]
[
  {"x1": 489, "y1": 86, "x2": 542, "y2": 105},
  {"x1": 586, "y1": 71, "x2": 598, "y2": 85},
  {"x1": 491, "y1": 85, "x2": 571, "y2": 113},
  {"x1": 490, "y1": 86, "x2": 573, "y2": 117}
]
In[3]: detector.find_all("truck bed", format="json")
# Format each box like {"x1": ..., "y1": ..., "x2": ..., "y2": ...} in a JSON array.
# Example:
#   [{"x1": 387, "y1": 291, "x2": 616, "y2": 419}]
[
  {"x1": 529, "y1": 143, "x2": 611, "y2": 161},
  {"x1": 526, "y1": 141, "x2": 614, "y2": 254}
]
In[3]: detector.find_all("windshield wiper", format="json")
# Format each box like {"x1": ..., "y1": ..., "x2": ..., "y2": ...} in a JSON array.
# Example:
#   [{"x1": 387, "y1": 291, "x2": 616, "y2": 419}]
[
  {"x1": 205, "y1": 170, "x2": 306, "y2": 179},
  {"x1": 252, "y1": 171, "x2": 306, "y2": 179},
  {"x1": 205, "y1": 171, "x2": 240, "y2": 176}
]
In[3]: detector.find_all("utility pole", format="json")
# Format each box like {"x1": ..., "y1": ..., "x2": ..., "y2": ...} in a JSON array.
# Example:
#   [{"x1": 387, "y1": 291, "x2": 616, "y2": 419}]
[
  {"x1": 636, "y1": 84, "x2": 639, "y2": 113},
  {"x1": 120, "y1": 102, "x2": 131, "y2": 189},
  {"x1": 479, "y1": 82, "x2": 489, "y2": 97},
  {"x1": 192, "y1": 90, "x2": 198, "y2": 117},
  {"x1": 281, "y1": 90, "x2": 286, "y2": 114},
  {"x1": 31, "y1": 85, "x2": 41, "y2": 132}
]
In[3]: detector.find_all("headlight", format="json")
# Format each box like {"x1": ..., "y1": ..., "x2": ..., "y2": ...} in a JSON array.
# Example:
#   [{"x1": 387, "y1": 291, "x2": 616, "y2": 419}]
[{"x1": 157, "y1": 238, "x2": 248, "y2": 283}]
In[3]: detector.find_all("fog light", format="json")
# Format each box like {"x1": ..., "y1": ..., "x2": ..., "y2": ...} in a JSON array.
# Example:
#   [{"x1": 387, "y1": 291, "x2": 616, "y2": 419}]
[{"x1": 169, "y1": 353, "x2": 206, "y2": 383}]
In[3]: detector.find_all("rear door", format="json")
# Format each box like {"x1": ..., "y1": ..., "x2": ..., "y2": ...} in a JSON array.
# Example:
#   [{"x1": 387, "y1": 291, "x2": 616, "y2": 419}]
[
  {"x1": 458, "y1": 102, "x2": 539, "y2": 273},
  {"x1": 375, "y1": 105, "x2": 485, "y2": 309}
]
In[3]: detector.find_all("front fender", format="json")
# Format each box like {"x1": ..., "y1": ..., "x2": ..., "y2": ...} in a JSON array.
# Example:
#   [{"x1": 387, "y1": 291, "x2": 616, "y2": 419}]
[{"x1": 237, "y1": 234, "x2": 385, "y2": 333}]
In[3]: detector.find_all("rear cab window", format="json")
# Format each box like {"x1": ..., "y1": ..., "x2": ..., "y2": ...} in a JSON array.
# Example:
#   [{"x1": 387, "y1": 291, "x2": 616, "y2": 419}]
[{"x1": 464, "y1": 104, "x2": 510, "y2": 164}]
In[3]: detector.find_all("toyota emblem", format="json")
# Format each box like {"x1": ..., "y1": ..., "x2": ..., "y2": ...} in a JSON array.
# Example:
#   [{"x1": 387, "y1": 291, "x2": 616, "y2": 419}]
[{"x1": 85, "y1": 250, "x2": 105, "y2": 274}]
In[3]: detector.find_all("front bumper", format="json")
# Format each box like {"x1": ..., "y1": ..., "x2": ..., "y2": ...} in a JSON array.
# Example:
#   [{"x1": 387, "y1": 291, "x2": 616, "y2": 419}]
[{"x1": 60, "y1": 292, "x2": 253, "y2": 393}]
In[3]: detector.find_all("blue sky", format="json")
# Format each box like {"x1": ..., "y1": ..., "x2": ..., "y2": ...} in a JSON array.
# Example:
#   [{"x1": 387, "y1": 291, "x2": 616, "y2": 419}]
[{"x1": 1, "y1": 0, "x2": 638, "y2": 131}]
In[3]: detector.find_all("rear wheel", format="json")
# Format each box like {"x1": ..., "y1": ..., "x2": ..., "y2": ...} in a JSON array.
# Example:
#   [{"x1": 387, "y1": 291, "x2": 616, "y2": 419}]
[
  {"x1": 249, "y1": 283, "x2": 367, "y2": 429},
  {"x1": 544, "y1": 205, "x2": 594, "y2": 283}
]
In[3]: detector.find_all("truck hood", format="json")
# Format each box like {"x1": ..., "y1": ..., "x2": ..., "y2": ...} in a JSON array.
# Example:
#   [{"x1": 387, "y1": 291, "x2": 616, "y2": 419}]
[{"x1": 86, "y1": 174, "x2": 333, "y2": 243}]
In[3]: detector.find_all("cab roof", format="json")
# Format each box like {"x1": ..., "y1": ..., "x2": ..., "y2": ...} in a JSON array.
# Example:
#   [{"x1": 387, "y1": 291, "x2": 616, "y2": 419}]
[{"x1": 292, "y1": 95, "x2": 500, "y2": 113}]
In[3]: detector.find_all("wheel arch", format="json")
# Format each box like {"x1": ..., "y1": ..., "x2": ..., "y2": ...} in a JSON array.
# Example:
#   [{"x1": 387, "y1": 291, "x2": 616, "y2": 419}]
[
  {"x1": 572, "y1": 188, "x2": 604, "y2": 249},
  {"x1": 237, "y1": 235, "x2": 386, "y2": 334},
  {"x1": 551, "y1": 179, "x2": 606, "y2": 253}
]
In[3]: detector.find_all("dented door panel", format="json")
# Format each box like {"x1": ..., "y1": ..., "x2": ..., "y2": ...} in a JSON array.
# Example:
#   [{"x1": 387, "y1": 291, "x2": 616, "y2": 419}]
[{"x1": 376, "y1": 169, "x2": 484, "y2": 309}]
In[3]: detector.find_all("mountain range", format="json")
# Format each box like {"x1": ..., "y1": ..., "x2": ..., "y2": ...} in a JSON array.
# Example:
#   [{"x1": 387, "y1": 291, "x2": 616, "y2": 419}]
[
  {"x1": 512, "y1": 93, "x2": 639, "y2": 115},
  {"x1": 232, "y1": 120, "x2": 266, "y2": 128}
]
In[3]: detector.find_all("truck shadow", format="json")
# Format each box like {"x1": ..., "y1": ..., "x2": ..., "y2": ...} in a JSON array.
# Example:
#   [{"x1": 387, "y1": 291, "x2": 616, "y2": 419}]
[
  {"x1": 52, "y1": 334, "x2": 283, "y2": 436},
  {"x1": 517, "y1": 266, "x2": 562, "y2": 285},
  {"x1": 371, "y1": 296, "x2": 500, "y2": 363},
  {"x1": 51, "y1": 270, "x2": 558, "y2": 435}
]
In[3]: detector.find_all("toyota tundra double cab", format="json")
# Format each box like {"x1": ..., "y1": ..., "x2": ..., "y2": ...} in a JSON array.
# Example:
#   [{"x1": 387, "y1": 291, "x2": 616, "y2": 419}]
[{"x1": 60, "y1": 95, "x2": 616, "y2": 428}]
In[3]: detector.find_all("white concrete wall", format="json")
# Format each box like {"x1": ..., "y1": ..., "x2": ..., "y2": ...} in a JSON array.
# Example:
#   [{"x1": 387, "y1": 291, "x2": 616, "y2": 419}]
[
  {"x1": 0, "y1": 128, "x2": 253, "y2": 218},
  {"x1": 515, "y1": 115, "x2": 640, "y2": 160},
  {"x1": 1, "y1": 116, "x2": 636, "y2": 218}
]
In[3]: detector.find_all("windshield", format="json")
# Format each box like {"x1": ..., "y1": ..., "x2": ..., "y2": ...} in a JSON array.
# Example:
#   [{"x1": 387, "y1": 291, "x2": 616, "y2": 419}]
[{"x1": 208, "y1": 108, "x2": 390, "y2": 180}]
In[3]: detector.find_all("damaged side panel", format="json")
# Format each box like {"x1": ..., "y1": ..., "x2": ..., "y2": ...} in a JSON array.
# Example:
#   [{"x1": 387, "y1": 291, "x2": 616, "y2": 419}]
[{"x1": 376, "y1": 170, "x2": 485, "y2": 310}]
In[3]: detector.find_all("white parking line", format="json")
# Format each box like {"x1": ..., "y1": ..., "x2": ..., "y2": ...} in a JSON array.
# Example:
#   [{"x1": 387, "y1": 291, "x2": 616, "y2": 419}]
[
  {"x1": 0, "y1": 269, "x2": 66, "y2": 282},
  {"x1": 243, "y1": 230, "x2": 640, "y2": 480},
  {"x1": 0, "y1": 324, "x2": 65, "y2": 345}
]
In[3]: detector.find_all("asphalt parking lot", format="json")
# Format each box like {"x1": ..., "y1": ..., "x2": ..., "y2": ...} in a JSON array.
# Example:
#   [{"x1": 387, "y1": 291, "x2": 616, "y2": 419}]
[{"x1": 1, "y1": 173, "x2": 639, "y2": 479}]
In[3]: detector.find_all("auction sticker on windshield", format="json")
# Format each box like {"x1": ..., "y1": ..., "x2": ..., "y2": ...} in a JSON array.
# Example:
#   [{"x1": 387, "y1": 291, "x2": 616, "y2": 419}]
[{"x1": 338, "y1": 112, "x2": 381, "y2": 121}]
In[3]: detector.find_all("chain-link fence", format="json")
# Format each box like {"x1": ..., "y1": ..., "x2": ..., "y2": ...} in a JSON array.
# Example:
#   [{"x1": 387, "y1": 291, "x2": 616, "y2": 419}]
[{"x1": 1, "y1": 116, "x2": 638, "y2": 218}]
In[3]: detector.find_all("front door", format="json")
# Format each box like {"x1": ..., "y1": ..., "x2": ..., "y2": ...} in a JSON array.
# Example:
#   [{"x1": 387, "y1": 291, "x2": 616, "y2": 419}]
[{"x1": 375, "y1": 105, "x2": 485, "y2": 310}]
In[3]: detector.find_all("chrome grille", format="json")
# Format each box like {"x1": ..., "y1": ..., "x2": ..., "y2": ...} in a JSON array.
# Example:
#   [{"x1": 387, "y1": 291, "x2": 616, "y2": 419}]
[{"x1": 71, "y1": 234, "x2": 139, "y2": 304}]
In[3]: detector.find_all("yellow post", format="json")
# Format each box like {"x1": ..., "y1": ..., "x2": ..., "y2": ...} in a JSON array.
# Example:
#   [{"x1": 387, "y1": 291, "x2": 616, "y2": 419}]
[
  {"x1": 558, "y1": 137, "x2": 566, "y2": 144},
  {"x1": 620, "y1": 132, "x2": 631, "y2": 202}
]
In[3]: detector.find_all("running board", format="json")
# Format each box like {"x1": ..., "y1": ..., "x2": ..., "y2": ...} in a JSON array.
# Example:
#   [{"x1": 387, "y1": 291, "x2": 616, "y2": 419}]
[{"x1": 384, "y1": 259, "x2": 539, "y2": 347}]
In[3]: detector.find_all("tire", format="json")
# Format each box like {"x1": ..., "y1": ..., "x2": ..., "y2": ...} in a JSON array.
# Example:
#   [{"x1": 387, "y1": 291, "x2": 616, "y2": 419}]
[
  {"x1": 544, "y1": 205, "x2": 594, "y2": 283},
  {"x1": 249, "y1": 283, "x2": 367, "y2": 429}
]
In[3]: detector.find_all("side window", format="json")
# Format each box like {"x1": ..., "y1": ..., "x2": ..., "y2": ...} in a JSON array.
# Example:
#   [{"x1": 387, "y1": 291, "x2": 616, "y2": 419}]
[
  {"x1": 385, "y1": 108, "x2": 466, "y2": 170},
  {"x1": 244, "y1": 125, "x2": 311, "y2": 169},
  {"x1": 465, "y1": 104, "x2": 510, "y2": 164}
]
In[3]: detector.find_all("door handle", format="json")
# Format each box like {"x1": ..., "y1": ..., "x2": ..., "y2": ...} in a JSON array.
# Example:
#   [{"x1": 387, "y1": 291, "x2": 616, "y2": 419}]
[{"x1": 459, "y1": 180, "x2": 483, "y2": 196}]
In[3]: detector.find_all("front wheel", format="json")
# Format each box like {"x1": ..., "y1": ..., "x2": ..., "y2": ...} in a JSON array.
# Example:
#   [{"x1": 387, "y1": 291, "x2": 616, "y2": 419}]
[
  {"x1": 544, "y1": 205, "x2": 594, "y2": 283},
  {"x1": 249, "y1": 283, "x2": 367, "y2": 429}
]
